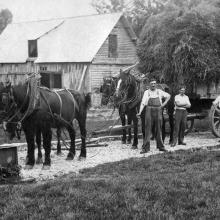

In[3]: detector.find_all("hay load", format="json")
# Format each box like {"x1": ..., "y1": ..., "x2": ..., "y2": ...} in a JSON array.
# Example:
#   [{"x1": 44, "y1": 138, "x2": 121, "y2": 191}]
[{"x1": 137, "y1": 0, "x2": 220, "y2": 93}]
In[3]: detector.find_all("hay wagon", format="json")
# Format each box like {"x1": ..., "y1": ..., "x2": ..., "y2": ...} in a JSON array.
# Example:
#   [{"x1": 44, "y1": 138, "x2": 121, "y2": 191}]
[{"x1": 186, "y1": 80, "x2": 220, "y2": 136}]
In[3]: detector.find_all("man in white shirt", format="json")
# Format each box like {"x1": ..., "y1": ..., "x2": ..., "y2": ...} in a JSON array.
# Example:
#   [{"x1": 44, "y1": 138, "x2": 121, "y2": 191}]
[
  {"x1": 213, "y1": 96, "x2": 220, "y2": 107},
  {"x1": 171, "y1": 85, "x2": 191, "y2": 147},
  {"x1": 137, "y1": 78, "x2": 170, "y2": 153}
]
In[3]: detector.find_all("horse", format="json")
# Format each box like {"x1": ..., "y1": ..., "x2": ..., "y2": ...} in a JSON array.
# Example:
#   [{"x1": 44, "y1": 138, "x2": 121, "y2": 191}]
[
  {"x1": 100, "y1": 76, "x2": 144, "y2": 148},
  {"x1": 1, "y1": 77, "x2": 91, "y2": 169},
  {"x1": 4, "y1": 118, "x2": 62, "y2": 164},
  {"x1": 115, "y1": 70, "x2": 174, "y2": 144}
]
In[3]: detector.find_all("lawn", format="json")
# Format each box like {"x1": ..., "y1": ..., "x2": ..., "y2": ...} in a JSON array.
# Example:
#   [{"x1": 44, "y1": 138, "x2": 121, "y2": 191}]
[{"x1": 1, "y1": 149, "x2": 220, "y2": 219}]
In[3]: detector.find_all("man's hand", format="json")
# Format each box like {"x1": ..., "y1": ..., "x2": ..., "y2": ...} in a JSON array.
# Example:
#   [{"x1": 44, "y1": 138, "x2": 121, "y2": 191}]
[{"x1": 136, "y1": 113, "x2": 141, "y2": 118}]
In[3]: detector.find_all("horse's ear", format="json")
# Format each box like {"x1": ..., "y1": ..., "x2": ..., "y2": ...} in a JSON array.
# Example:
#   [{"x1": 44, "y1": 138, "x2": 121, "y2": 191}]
[{"x1": 100, "y1": 85, "x2": 103, "y2": 93}]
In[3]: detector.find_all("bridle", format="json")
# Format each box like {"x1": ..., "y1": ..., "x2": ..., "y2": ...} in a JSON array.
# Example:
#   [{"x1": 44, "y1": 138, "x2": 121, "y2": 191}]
[
  {"x1": 102, "y1": 78, "x2": 118, "y2": 104},
  {"x1": 2, "y1": 82, "x2": 30, "y2": 135},
  {"x1": 115, "y1": 74, "x2": 139, "y2": 106}
]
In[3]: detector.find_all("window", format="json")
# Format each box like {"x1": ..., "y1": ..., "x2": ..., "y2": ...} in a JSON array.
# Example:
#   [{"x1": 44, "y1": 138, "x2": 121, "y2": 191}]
[
  {"x1": 108, "y1": 34, "x2": 118, "y2": 58},
  {"x1": 28, "y1": 40, "x2": 38, "y2": 57},
  {"x1": 40, "y1": 72, "x2": 62, "y2": 89}
]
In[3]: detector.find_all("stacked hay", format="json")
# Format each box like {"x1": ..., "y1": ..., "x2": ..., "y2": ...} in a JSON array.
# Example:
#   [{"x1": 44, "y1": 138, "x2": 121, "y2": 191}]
[{"x1": 137, "y1": 0, "x2": 220, "y2": 93}]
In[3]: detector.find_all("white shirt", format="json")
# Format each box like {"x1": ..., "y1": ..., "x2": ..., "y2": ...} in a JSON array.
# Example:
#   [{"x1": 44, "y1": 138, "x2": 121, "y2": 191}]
[
  {"x1": 174, "y1": 94, "x2": 191, "y2": 110},
  {"x1": 213, "y1": 96, "x2": 220, "y2": 108},
  {"x1": 141, "y1": 89, "x2": 170, "y2": 106}
]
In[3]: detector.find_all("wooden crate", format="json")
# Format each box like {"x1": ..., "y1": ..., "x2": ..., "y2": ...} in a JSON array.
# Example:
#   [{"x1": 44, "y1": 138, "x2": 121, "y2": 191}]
[{"x1": 0, "y1": 145, "x2": 18, "y2": 167}]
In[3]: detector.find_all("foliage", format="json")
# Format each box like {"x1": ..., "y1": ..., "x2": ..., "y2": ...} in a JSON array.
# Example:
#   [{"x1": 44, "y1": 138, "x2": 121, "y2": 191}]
[
  {"x1": 91, "y1": 0, "x2": 168, "y2": 35},
  {"x1": 0, "y1": 9, "x2": 13, "y2": 34},
  {"x1": 137, "y1": 0, "x2": 220, "y2": 92},
  {"x1": 1, "y1": 149, "x2": 220, "y2": 219}
]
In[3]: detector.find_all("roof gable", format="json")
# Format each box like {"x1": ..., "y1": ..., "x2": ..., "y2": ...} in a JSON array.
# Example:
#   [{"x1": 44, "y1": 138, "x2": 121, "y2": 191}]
[{"x1": 0, "y1": 13, "x2": 137, "y2": 63}]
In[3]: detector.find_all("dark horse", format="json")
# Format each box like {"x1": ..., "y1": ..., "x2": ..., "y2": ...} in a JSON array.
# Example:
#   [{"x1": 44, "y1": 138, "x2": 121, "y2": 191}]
[
  {"x1": 0, "y1": 77, "x2": 91, "y2": 169},
  {"x1": 100, "y1": 76, "x2": 143, "y2": 148},
  {"x1": 115, "y1": 70, "x2": 174, "y2": 144}
]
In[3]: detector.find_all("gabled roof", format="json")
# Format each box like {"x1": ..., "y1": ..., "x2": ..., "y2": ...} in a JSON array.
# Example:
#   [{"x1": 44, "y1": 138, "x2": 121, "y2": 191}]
[{"x1": 0, "y1": 13, "x2": 137, "y2": 63}]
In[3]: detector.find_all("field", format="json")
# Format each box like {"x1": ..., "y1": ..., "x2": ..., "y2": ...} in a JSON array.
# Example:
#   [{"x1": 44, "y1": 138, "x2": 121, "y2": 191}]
[
  {"x1": 0, "y1": 148, "x2": 220, "y2": 219},
  {"x1": 1, "y1": 108, "x2": 220, "y2": 219}
]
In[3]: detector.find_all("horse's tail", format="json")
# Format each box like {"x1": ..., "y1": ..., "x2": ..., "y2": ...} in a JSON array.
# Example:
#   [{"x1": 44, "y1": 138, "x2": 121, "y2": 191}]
[{"x1": 85, "y1": 93, "x2": 91, "y2": 109}]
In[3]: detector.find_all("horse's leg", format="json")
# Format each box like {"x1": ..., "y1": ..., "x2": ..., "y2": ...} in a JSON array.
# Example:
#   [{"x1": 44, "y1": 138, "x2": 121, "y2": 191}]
[
  {"x1": 56, "y1": 127, "x2": 62, "y2": 155},
  {"x1": 127, "y1": 113, "x2": 132, "y2": 144},
  {"x1": 36, "y1": 127, "x2": 43, "y2": 164},
  {"x1": 162, "y1": 113, "x2": 166, "y2": 143},
  {"x1": 78, "y1": 118, "x2": 87, "y2": 159},
  {"x1": 141, "y1": 108, "x2": 145, "y2": 139},
  {"x1": 131, "y1": 110, "x2": 138, "y2": 148},
  {"x1": 119, "y1": 108, "x2": 126, "y2": 144},
  {"x1": 42, "y1": 125, "x2": 52, "y2": 168},
  {"x1": 66, "y1": 123, "x2": 76, "y2": 160},
  {"x1": 23, "y1": 123, "x2": 35, "y2": 169},
  {"x1": 169, "y1": 113, "x2": 174, "y2": 144}
]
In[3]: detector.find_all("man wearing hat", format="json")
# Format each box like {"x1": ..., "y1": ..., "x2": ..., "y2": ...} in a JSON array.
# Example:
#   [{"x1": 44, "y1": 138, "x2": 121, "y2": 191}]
[
  {"x1": 171, "y1": 85, "x2": 191, "y2": 147},
  {"x1": 137, "y1": 78, "x2": 170, "y2": 153}
]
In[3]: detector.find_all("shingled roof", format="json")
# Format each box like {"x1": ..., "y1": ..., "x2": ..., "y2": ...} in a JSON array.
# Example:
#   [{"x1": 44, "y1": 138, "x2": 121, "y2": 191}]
[{"x1": 0, "y1": 13, "x2": 137, "y2": 63}]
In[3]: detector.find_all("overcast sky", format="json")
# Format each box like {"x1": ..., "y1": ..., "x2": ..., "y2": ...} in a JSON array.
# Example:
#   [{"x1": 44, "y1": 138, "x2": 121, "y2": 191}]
[{"x1": 0, "y1": 0, "x2": 97, "y2": 23}]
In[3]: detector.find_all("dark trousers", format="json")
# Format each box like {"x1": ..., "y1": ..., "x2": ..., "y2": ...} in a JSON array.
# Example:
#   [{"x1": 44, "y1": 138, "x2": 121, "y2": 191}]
[
  {"x1": 142, "y1": 106, "x2": 165, "y2": 150},
  {"x1": 173, "y1": 109, "x2": 187, "y2": 145}
]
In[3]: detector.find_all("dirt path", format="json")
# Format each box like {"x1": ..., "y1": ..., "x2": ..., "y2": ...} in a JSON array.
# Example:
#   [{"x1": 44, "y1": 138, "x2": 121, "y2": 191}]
[{"x1": 13, "y1": 131, "x2": 219, "y2": 182}]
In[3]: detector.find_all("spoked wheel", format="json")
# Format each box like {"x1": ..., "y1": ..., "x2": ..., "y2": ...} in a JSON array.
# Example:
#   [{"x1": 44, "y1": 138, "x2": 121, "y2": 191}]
[
  {"x1": 185, "y1": 118, "x2": 194, "y2": 135},
  {"x1": 209, "y1": 104, "x2": 220, "y2": 137}
]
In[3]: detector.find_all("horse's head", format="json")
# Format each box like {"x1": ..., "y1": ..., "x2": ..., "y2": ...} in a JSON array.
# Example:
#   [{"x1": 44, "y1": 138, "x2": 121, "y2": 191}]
[
  {"x1": 0, "y1": 81, "x2": 21, "y2": 140},
  {"x1": 100, "y1": 77, "x2": 117, "y2": 105},
  {"x1": 3, "y1": 120, "x2": 21, "y2": 140}
]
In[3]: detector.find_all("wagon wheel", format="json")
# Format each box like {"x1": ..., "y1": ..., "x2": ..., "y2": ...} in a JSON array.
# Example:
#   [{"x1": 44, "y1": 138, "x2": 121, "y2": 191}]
[
  {"x1": 209, "y1": 104, "x2": 220, "y2": 137},
  {"x1": 184, "y1": 118, "x2": 194, "y2": 135}
]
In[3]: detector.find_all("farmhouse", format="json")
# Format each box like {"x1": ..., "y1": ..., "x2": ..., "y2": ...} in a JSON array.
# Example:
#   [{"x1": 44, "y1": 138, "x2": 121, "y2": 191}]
[{"x1": 0, "y1": 13, "x2": 138, "y2": 105}]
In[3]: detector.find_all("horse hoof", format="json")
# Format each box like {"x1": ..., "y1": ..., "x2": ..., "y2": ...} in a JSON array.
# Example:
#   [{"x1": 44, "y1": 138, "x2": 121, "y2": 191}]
[
  {"x1": 57, "y1": 152, "x2": 62, "y2": 156},
  {"x1": 42, "y1": 165, "x2": 50, "y2": 170},
  {"x1": 66, "y1": 155, "x2": 75, "y2": 160},
  {"x1": 78, "y1": 156, "x2": 86, "y2": 161},
  {"x1": 121, "y1": 140, "x2": 126, "y2": 144},
  {"x1": 131, "y1": 145, "x2": 138, "y2": 150},
  {"x1": 36, "y1": 158, "x2": 43, "y2": 164},
  {"x1": 24, "y1": 165, "x2": 34, "y2": 170},
  {"x1": 127, "y1": 140, "x2": 131, "y2": 144}
]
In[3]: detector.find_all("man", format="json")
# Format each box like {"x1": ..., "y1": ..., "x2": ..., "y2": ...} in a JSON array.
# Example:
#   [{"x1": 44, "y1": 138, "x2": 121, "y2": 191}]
[
  {"x1": 171, "y1": 85, "x2": 191, "y2": 147},
  {"x1": 137, "y1": 78, "x2": 170, "y2": 153},
  {"x1": 213, "y1": 95, "x2": 220, "y2": 107}
]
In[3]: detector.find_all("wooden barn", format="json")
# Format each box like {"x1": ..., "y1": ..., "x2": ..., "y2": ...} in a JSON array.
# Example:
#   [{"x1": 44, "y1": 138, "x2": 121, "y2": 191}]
[{"x1": 0, "y1": 13, "x2": 138, "y2": 105}]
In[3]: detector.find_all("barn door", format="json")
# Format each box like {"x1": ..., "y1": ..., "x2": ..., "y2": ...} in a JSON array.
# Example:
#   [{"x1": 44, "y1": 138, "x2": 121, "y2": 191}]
[{"x1": 40, "y1": 71, "x2": 62, "y2": 89}]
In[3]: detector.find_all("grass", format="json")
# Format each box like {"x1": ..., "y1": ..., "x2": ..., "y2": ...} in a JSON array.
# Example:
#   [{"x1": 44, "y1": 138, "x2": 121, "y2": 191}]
[{"x1": 1, "y1": 149, "x2": 220, "y2": 219}]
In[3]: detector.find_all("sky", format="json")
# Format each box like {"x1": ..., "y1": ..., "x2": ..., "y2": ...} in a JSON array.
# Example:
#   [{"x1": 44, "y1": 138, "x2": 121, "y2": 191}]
[{"x1": 0, "y1": 0, "x2": 98, "y2": 23}]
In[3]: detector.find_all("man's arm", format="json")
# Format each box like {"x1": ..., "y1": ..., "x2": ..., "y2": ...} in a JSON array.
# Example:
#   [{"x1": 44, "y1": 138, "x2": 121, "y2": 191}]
[
  {"x1": 175, "y1": 96, "x2": 191, "y2": 108},
  {"x1": 161, "y1": 90, "x2": 171, "y2": 108},
  {"x1": 137, "y1": 91, "x2": 147, "y2": 116}
]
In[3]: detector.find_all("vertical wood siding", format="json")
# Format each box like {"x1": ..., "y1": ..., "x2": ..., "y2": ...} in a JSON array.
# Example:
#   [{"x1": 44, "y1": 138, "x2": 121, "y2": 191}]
[{"x1": 0, "y1": 62, "x2": 90, "y2": 92}]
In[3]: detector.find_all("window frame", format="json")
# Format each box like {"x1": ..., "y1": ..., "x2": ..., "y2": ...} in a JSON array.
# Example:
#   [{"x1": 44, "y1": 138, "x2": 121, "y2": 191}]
[
  {"x1": 108, "y1": 34, "x2": 118, "y2": 58},
  {"x1": 28, "y1": 40, "x2": 38, "y2": 58}
]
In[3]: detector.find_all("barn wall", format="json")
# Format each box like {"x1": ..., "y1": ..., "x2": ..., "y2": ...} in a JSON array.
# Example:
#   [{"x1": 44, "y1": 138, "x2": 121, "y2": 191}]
[
  {"x1": 0, "y1": 62, "x2": 38, "y2": 84},
  {"x1": 0, "y1": 62, "x2": 90, "y2": 93},
  {"x1": 92, "y1": 19, "x2": 137, "y2": 65},
  {"x1": 90, "y1": 19, "x2": 138, "y2": 107}
]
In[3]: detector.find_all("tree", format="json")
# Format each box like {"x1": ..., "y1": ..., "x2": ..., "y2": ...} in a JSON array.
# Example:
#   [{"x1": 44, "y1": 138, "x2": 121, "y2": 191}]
[
  {"x1": 0, "y1": 9, "x2": 13, "y2": 34},
  {"x1": 91, "y1": 0, "x2": 168, "y2": 35},
  {"x1": 137, "y1": 0, "x2": 220, "y2": 93}
]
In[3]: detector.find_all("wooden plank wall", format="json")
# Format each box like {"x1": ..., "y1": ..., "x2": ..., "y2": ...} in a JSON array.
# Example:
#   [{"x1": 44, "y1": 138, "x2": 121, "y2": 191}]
[
  {"x1": 92, "y1": 19, "x2": 137, "y2": 65},
  {"x1": 0, "y1": 62, "x2": 90, "y2": 93}
]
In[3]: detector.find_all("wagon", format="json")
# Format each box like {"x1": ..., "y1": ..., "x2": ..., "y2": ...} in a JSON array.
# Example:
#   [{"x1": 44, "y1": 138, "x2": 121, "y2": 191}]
[{"x1": 185, "y1": 80, "x2": 220, "y2": 137}]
